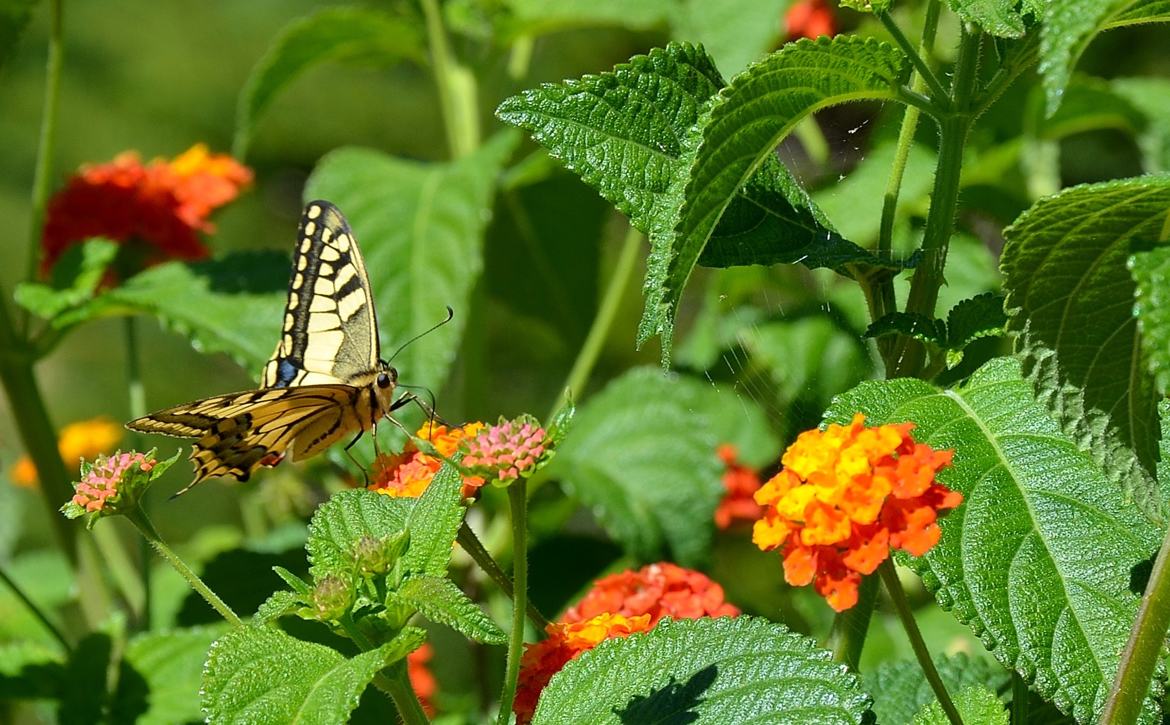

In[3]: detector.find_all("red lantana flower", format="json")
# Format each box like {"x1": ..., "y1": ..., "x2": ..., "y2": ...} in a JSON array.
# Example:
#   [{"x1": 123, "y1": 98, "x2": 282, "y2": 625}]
[
  {"x1": 752, "y1": 414, "x2": 960, "y2": 611},
  {"x1": 514, "y1": 613, "x2": 653, "y2": 724},
  {"x1": 407, "y1": 643, "x2": 437, "y2": 717},
  {"x1": 785, "y1": 0, "x2": 836, "y2": 40},
  {"x1": 714, "y1": 444, "x2": 764, "y2": 529},
  {"x1": 41, "y1": 144, "x2": 251, "y2": 275},
  {"x1": 564, "y1": 562, "x2": 740, "y2": 625},
  {"x1": 369, "y1": 421, "x2": 485, "y2": 499}
]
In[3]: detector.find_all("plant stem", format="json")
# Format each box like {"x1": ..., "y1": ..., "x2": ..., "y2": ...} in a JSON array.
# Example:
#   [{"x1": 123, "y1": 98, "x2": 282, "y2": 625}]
[
  {"x1": 546, "y1": 225, "x2": 643, "y2": 424},
  {"x1": 420, "y1": 0, "x2": 479, "y2": 158},
  {"x1": 824, "y1": 574, "x2": 879, "y2": 670},
  {"x1": 380, "y1": 664, "x2": 431, "y2": 725},
  {"x1": 877, "y1": 9, "x2": 949, "y2": 106},
  {"x1": 879, "y1": 560, "x2": 962, "y2": 725},
  {"x1": 0, "y1": 565, "x2": 72, "y2": 651},
  {"x1": 497, "y1": 481, "x2": 529, "y2": 725},
  {"x1": 1009, "y1": 672, "x2": 1030, "y2": 724},
  {"x1": 21, "y1": 0, "x2": 64, "y2": 330},
  {"x1": 127, "y1": 509, "x2": 241, "y2": 627},
  {"x1": 1100, "y1": 516, "x2": 1170, "y2": 723},
  {"x1": 457, "y1": 521, "x2": 551, "y2": 630}
]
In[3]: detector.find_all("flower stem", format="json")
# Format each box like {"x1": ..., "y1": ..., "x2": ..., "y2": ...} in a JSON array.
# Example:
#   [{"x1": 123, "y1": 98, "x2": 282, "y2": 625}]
[
  {"x1": 21, "y1": 0, "x2": 64, "y2": 326},
  {"x1": 379, "y1": 664, "x2": 430, "y2": 725},
  {"x1": 420, "y1": 0, "x2": 479, "y2": 158},
  {"x1": 457, "y1": 521, "x2": 551, "y2": 630},
  {"x1": 825, "y1": 573, "x2": 879, "y2": 670},
  {"x1": 127, "y1": 510, "x2": 241, "y2": 627},
  {"x1": 0, "y1": 564, "x2": 72, "y2": 651},
  {"x1": 1100, "y1": 514, "x2": 1170, "y2": 723},
  {"x1": 878, "y1": 559, "x2": 962, "y2": 725},
  {"x1": 497, "y1": 481, "x2": 529, "y2": 724},
  {"x1": 877, "y1": 9, "x2": 949, "y2": 106},
  {"x1": 546, "y1": 225, "x2": 643, "y2": 424}
]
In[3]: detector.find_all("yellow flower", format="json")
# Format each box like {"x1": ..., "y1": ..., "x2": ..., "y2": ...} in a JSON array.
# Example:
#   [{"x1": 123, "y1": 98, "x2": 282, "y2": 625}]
[{"x1": 10, "y1": 417, "x2": 122, "y2": 488}]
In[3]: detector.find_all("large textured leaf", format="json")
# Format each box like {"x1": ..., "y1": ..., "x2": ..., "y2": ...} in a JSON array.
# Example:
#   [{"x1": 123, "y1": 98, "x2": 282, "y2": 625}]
[
  {"x1": 533, "y1": 617, "x2": 870, "y2": 723},
  {"x1": 1132, "y1": 244, "x2": 1170, "y2": 394},
  {"x1": 945, "y1": 0, "x2": 1032, "y2": 37},
  {"x1": 1002, "y1": 176, "x2": 1170, "y2": 518},
  {"x1": 544, "y1": 368, "x2": 727, "y2": 566},
  {"x1": 202, "y1": 625, "x2": 423, "y2": 724},
  {"x1": 641, "y1": 36, "x2": 907, "y2": 362},
  {"x1": 119, "y1": 626, "x2": 228, "y2": 725},
  {"x1": 911, "y1": 686, "x2": 1007, "y2": 725},
  {"x1": 401, "y1": 463, "x2": 465, "y2": 577},
  {"x1": 234, "y1": 7, "x2": 424, "y2": 157},
  {"x1": 304, "y1": 132, "x2": 516, "y2": 396},
  {"x1": 826, "y1": 358, "x2": 1165, "y2": 724},
  {"x1": 394, "y1": 576, "x2": 505, "y2": 644},
  {"x1": 863, "y1": 653, "x2": 1008, "y2": 725},
  {"x1": 1041, "y1": 0, "x2": 1170, "y2": 115},
  {"x1": 306, "y1": 489, "x2": 412, "y2": 582}
]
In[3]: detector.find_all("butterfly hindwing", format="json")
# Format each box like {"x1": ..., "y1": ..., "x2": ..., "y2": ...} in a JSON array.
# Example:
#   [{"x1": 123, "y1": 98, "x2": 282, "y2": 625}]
[{"x1": 262, "y1": 200, "x2": 380, "y2": 388}]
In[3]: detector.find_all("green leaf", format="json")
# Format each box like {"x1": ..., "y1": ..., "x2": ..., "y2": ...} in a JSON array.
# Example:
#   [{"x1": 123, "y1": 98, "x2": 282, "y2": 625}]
[
  {"x1": 1113, "y1": 77, "x2": 1170, "y2": 173},
  {"x1": 119, "y1": 626, "x2": 228, "y2": 725},
  {"x1": 865, "y1": 313, "x2": 946, "y2": 347},
  {"x1": 1031, "y1": 75, "x2": 1147, "y2": 141},
  {"x1": 533, "y1": 617, "x2": 870, "y2": 723},
  {"x1": 0, "y1": 0, "x2": 38, "y2": 72},
  {"x1": 641, "y1": 36, "x2": 907, "y2": 362},
  {"x1": 545, "y1": 368, "x2": 729, "y2": 566},
  {"x1": 668, "y1": 0, "x2": 789, "y2": 76},
  {"x1": 401, "y1": 463, "x2": 465, "y2": 577},
  {"x1": 864, "y1": 653, "x2": 1008, "y2": 725},
  {"x1": 394, "y1": 576, "x2": 506, "y2": 644},
  {"x1": 945, "y1": 0, "x2": 1028, "y2": 38},
  {"x1": 0, "y1": 640, "x2": 64, "y2": 699},
  {"x1": 910, "y1": 685, "x2": 1007, "y2": 725},
  {"x1": 826, "y1": 358, "x2": 1166, "y2": 724},
  {"x1": 306, "y1": 489, "x2": 412, "y2": 582},
  {"x1": 202, "y1": 625, "x2": 424, "y2": 724},
  {"x1": 304, "y1": 131, "x2": 517, "y2": 397},
  {"x1": 234, "y1": 7, "x2": 424, "y2": 157},
  {"x1": 1133, "y1": 244, "x2": 1170, "y2": 395},
  {"x1": 1040, "y1": 0, "x2": 1170, "y2": 115},
  {"x1": 1002, "y1": 176, "x2": 1170, "y2": 519},
  {"x1": 14, "y1": 238, "x2": 118, "y2": 321},
  {"x1": 59, "y1": 629, "x2": 117, "y2": 722},
  {"x1": 944, "y1": 293, "x2": 1006, "y2": 351},
  {"x1": 254, "y1": 590, "x2": 301, "y2": 624}
]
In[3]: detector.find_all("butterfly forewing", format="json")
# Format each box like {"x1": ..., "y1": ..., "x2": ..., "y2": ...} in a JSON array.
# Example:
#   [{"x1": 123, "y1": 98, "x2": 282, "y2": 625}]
[{"x1": 262, "y1": 201, "x2": 380, "y2": 388}]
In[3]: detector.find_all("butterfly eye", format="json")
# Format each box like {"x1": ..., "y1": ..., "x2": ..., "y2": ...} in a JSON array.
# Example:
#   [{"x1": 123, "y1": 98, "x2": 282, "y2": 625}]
[{"x1": 377, "y1": 372, "x2": 393, "y2": 389}]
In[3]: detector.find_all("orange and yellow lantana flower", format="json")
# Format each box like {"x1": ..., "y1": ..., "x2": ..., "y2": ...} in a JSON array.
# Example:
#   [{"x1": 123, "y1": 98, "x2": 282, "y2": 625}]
[
  {"x1": 753, "y1": 414, "x2": 960, "y2": 611},
  {"x1": 369, "y1": 421, "x2": 485, "y2": 498}
]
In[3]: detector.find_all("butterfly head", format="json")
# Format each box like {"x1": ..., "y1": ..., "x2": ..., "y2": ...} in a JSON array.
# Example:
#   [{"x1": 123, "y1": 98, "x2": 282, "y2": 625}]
[{"x1": 376, "y1": 361, "x2": 398, "y2": 390}]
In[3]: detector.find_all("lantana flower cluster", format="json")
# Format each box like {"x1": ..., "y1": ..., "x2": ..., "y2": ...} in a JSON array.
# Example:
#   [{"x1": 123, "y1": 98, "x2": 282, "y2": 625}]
[
  {"x1": 61, "y1": 449, "x2": 177, "y2": 527},
  {"x1": 753, "y1": 414, "x2": 960, "y2": 611},
  {"x1": 41, "y1": 144, "x2": 251, "y2": 275},
  {"x1": 514, "y1": 563, "x2": 738, "y2": 724},
  {"x1": 461, "y1": 415, "x2": 550, "y2": 486},
  {"x1": 714, "y1": 444, "x2": 764, "y2": 529},
  {"x1": 10, "y1": 417, "x2": 122, "y2": 488},
  {"x1": 370, "y1": 421, "x2": 486, "y2": 498}
]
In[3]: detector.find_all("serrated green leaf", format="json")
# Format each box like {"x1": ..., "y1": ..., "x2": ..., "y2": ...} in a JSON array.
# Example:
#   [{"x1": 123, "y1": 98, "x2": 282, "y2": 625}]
[
  {"x1": 642, "y1": 36, "x2": 907, "y2": 362},
  {"x1": 402, "y1": 463, "x2": 465, "y2": 577},
  {"x1": 1132, "y1": 244, "x2": 1170, "y2": 395},
  {"x1": 0, "y1": 0, "x2": 38, "y2": 72},
  {"x1": 863, "y1": 653, "x2": 1008, "y2": 725},
  {"x1": 13, "y1": 238, "x2": 118, "y2": 321},
  {"x1": 254, "y1": 590, "x2": 301, "y2": 624},
  {"x1": 1040, "y1": 0, "x2": 1170, "y2": 115},
  {"x1": 118, "y1": 625, "x2": 228, "y2": 725},
  {"x1": 911, "y1": 685, "x2": 1007, "y2": 725},
  {"x1": 1002, "y1": 176, "x2": 1170, "y2": 519},
  {"x1": 41, "y1": 250, "x2": 287, "y2": 373},
  {"x1": 304, "y1": 132, "x2": 516, "y2": 397},
  {"x1": 234, "y1": 7, "x2": 424, "y2": 157},
  {"x1": 825, "y1": 357, "x2": 1165, "y2": 724},
  {"x1": 307, "y1": 489, "x2": 412, "y2": 582},
  {"x1": 533, "y1": 617, "x2": 870, "y2": 723},
  {"x1": 274, "y1": 566, "x2": 313, "y2": 597},
  {"x1": 946, "y1": 0, "x2": 1027, "y2": 37},
  {"x1": 865, "y1": 313, "x2": 946, "y2": 346},
  {"x1": 202, "y1": 625, "x2": 423, "y2": 724},
  {"x1": 945, "y1": 293, "x2": 1006, "y2": 350},
  {"x1": 395, "y1": 576, "x2": 505, "y2": 644},
  {"x1": 545, "y1": 368, "x2": 729, "y2": 566}
]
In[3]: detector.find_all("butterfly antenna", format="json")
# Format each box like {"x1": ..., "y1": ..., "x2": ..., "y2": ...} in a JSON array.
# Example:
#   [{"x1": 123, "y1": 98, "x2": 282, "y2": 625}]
[
  {"x1": 387, "y1": 307, "x2": 454, "y2": 364},
  {"x1": 394, "y1": 383, "x2": 448, "y2": 428}
]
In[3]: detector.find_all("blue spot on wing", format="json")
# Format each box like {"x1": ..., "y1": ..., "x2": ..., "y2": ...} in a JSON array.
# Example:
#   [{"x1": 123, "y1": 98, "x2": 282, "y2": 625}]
[{"x1": 274, "y1": 359, "x2": 299, "y2": 388}]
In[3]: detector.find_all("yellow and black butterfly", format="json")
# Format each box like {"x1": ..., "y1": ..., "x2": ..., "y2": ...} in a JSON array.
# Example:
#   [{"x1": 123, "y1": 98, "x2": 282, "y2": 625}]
[{"x1": 128, "y1": 200, "x2": 407, "y2": 495}]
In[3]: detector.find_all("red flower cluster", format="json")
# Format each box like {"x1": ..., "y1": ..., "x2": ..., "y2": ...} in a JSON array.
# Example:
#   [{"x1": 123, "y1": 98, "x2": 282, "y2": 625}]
[
  {"x1": 369, "y1": 421, "x2": 485, "y2": 499},
  {"x1": 785, "y1": 0, "x2": 836, "y2": 40},
  {"x1": 41, "y1": 144, "x2": 251, "y2": 275},
  {"x1": 70, "y1": 451, "x2": 156, "y2": 512},
  {"x1": 753, "y1": 414, "x2": 960, "y2": 611},
  {"x1": 407, "y1": 644, "x2": 437, "y2": 717},
  {"x1": 514, "y1": 562, "x2": 738, "y2": 723},
  {"x1": 714, "y1": 444, "x2": 764, "y2": 529}
]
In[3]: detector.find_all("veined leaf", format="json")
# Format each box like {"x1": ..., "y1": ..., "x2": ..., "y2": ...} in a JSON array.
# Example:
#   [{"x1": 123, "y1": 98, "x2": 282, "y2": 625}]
[
  {"x1": 826, "y1": 358, "x2": 1165, "y2": 724},
  {"x1": 234, "y1": 7, "x2": 424, "y2": 157},
  {"x1": 202, "y1": 625, "x2": 424, "y2": 724},
  {"x1": 1131, "y1": 244, "x2": 1170, "y2": 395},
  {"x1": 864, "y1": 653, "x2": 1008, "y2": 725},
  {"x1": 945, "y1": 0, "x2": 1030, "y2": 38},
  {"x1": 1002, "y1": 175, "x2": 1170, "y2": 519},
  {"x1": 533, "y1": 617, "x2": 870, "y2": 723},
  {"x1": 642, "y1": 36, "x2": 907, "y2": 362},
  {"x1": 394, "y1": 576, "x2": 506, "y2": 644},
  {"x1": 306, "y1": 489, "x2": 412, "y2": 582},
  {"x1": 402, "y1": 463, "x2": 465, "y2": 577},
  {"x1": 945, "y1": 293, "x2": 1006, "y2": 351},
  {"x1": 305, "y1": 131, "x2": 517, "y2": 397},
  {"x1": 911, "y1": 685, "x2": 1007, "y2": 725},
  {"x1": 544, "y1": 368, "x2": 726, "y2": 566},
  {"x1": 1041, "y1": 0, "x2": 1170, "y2": 115}
]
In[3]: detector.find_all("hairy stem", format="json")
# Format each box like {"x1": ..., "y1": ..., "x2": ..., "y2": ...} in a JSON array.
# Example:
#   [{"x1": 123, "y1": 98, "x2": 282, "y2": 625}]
[
  {"x1": 497, "y1": 481, "x2": 529, "y2": 724},
  {"x1": 382, "y1": 664, "x2": 431, "y2": 725},
  {"x1": 879, "y1": 560, "x2": 962, "y2": 725},
  {"x1": 458, "y1": 521, "x2": 551, "y2": 630},
  {"x1": 877, "y1": 9, "x2": 949, "y2": 106}
]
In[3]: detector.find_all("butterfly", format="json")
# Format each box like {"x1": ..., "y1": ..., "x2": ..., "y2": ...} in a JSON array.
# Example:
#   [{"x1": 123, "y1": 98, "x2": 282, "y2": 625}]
[{"x1": 128, "y1": 200, "x2": 408, "y2": 495}]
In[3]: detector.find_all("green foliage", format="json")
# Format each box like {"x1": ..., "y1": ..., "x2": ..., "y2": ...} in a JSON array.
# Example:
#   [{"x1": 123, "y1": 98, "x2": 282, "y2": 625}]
[
  {"x1": 14, "y1": 238, "x2": 118, "y2": 321},
  {"x1": 121, "y1": 626, "x2": 228, "y2": 725},
  {"x1": 1112, "y1": 77, "x2": 1170, "y2": 173},
  {"x1": 910, "y1": 685, "x2": 1007, "y2": 725},
  {"x1": 1132, "y1": 244, "x2": 1170, "y2": 394},
  {"x1": 946, "y1": 0, "x2": 1036, "y2": 38},
  {"x1": 234, "y1": 7, "x2": 425, "y2": 157},
  {"x1": 1002, "y1": 176, "x2": 1170, "y2": 519},
  {"x1": 400, "y1": 463, "x2": 466, "y2": 577},
  {"x1": 304, "y1": 131, "x2": 517, "y2": 397},
  {"x1": 533, "y1": 617, "x2": 871, "y2": 723},
  {"x1": 392, "y1": 576, "x2": 506, "y2": 644},
  {"x1": 863, "y1": 653, "x2": 1009, "y2": 724},
  {"x1": 202, "y1": 624, "x2": 424, "y2": 724},
  {"x1": 827, "y1": 358, "x2": 1166, "y2": 723},
  {"x1": 306, "y1": 489, "x2": 413, "y2": 582},
  {"x1": 0, "y1": 0, "x2": 38, "y2": 71}
]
